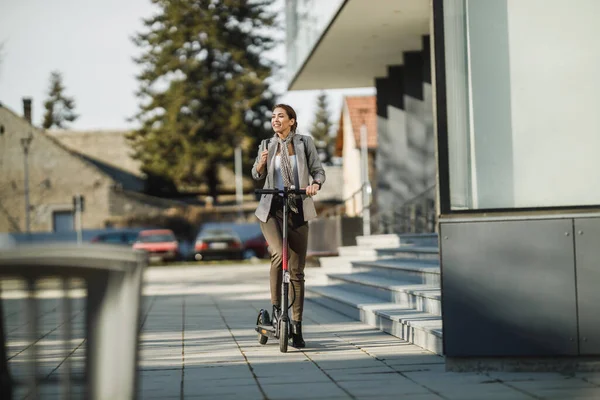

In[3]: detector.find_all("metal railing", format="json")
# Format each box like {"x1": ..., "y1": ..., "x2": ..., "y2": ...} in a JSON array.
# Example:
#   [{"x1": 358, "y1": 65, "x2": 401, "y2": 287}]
[
  {"x1": 373, "y1": 185, "x2": 437, "y2": 234},
  {"x1": 321, "y1": 183, "x2": 370, "y2": 218},
  {"x1": 319, "y1": 183, "x2": 437, "y2": 235},
  {"x1": 0, "y1": 244, "x2": 146, "y2": 400}
]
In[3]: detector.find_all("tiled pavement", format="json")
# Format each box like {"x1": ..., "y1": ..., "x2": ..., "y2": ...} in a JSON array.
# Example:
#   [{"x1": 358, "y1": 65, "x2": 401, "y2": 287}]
[{"x1": 3, "y1": 263, "x2": 600, "y2": 399}]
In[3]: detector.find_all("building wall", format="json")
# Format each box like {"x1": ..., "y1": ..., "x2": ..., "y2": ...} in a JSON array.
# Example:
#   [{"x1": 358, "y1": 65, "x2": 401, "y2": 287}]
[
  {"x1": 108, "y1": 189, "x2": 186, "y2": 218},
  {"x1": 342, "y1": 104, "x2": 363, "y2": 216},
  {"x1": 0, "y1": 106, "x2": 179, "y2": 233},
  {"x1": 376, "y1": 73, "x2": 411, "y2": 215},
  {"x1": 377, "y1": 69, "x2": 405, "y2": 216},
  {"x1": 48, "y1": 130, "x2": 143, "y2": 177},
  {"x1": 0, "y1": 106, "x2": 112, "y2": 232},
  {"x1": 376, "y1": 38, "x2": 435, "y2": 222},
  {"x1": 404, "y1": 52, "x2": 435, "y2": 197},
  {"x1": 316, "y1": 165, "x2": 343, "y2": 203},
  {"x1": 50, "y1": 128, "x2": 253, "y2": 194},
  {"x1": 340, "y1": 103, "x2": 378, "y2": 217}
]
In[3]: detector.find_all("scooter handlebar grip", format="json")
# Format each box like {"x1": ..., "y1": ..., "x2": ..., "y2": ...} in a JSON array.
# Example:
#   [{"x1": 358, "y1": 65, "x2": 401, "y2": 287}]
[
  {"x1": 255, "y1": 189, "x2": 280, "y2": 195},
  {"x1": 254, "y1": 188, "x2": 307, "y2": 195}
]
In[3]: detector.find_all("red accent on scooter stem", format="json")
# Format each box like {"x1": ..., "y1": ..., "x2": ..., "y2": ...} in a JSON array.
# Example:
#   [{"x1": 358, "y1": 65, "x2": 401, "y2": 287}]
[{"x1": 282, "y1": 187, "x2": 288, "y2": 272}]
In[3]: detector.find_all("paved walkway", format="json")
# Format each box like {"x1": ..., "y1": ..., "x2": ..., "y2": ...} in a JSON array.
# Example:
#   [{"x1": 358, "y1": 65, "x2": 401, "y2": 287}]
[{"x1": 3, "y1": 263, "x2": 600, "y2": 399}]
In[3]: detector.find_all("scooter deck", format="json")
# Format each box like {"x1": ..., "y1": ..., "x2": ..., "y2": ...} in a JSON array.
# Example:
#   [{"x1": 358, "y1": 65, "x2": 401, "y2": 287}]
[{"x1": 256, "y1": 324, "x2": 277, "y2": 339}]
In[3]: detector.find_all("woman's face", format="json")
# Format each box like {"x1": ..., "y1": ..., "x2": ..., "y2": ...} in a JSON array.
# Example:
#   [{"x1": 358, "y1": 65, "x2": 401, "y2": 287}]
[{"x1": 271, "y1": 107, "x2": 295, "y2": 135}]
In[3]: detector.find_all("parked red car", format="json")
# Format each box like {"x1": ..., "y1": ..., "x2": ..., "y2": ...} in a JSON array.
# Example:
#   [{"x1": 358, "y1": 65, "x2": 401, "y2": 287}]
[{"x1": 133, "y1": 229, "x2": 179, "y2": 262}]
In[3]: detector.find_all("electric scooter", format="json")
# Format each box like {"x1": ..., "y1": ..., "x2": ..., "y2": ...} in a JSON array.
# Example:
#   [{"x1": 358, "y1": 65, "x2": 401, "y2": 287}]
[{"x1": 254, "y1": 186, "x2": 306, "y2": 353}]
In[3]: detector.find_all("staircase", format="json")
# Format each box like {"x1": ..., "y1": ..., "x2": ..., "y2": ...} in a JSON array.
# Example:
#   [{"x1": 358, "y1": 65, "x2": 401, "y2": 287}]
[{"x1": 306, "y1": 233, "x2": 442, "y2": 354}]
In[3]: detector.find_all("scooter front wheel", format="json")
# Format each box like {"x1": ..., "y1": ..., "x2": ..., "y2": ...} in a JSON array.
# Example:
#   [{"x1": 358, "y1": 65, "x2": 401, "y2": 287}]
[
  {"x1": 257, "y1": 310, "x2": 269, "y2": 345},
  {"x1": 279, "y1": 319, "x2": 288, "y2": 353}
]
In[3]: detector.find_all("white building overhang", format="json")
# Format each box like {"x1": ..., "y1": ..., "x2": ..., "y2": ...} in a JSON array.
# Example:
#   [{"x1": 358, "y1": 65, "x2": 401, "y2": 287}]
[{"x1": 288, "y1": 0, "x2": 431, "y2": 91}]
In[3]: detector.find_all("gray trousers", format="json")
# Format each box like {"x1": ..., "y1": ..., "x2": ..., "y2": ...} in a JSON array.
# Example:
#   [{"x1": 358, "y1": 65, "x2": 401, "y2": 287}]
[{"x1": 260, "y1": 199, "x2": 308, "y2": 321}]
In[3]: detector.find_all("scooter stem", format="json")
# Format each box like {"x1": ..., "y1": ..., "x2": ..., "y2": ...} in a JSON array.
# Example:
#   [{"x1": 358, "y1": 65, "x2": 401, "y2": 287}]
[
  {"x1": 281, "y1": 186, "x2": 291, "y2": 324},
  {"x1": 282, "y1": 186, "x2": 288, "y2": 274}
]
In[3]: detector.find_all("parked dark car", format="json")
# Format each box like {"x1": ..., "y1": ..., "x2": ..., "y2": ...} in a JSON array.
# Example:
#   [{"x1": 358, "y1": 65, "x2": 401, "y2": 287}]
[
  {"x1": 90, "y1": 229, "x2": 142, "y2": 246},
  {"x1": 194, "y1": 228, "x2": 243, "y2": 261},
  {"x1": 194, "y1": 222, "x2": 269, "y2": 261}
]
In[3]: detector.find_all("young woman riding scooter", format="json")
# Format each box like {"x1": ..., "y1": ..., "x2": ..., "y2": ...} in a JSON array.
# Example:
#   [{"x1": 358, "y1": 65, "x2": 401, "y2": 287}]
[{"x1": 252, "y1": 104, "x2": 326, "y2": 348}]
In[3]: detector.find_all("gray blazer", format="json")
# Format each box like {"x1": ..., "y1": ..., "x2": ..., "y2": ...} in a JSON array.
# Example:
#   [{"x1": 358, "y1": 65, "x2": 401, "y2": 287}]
[{"x1": 252, "y1": 134, "x2": 326, "y2": 223}]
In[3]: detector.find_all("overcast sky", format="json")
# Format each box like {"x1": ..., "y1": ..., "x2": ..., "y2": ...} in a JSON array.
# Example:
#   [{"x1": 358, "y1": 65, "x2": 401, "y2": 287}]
[{"x1": 0, "y1": 0, "x2": 373, "y2": 134}]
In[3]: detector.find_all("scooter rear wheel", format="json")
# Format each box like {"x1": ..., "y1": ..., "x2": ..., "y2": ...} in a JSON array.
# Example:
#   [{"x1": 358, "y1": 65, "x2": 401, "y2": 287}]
[
  {"x1": 257, "y1": 310, "x2": 269, "y2": 345},
  {"x1": 279, "y1": 319, "x2": 288, "y2": 353}
]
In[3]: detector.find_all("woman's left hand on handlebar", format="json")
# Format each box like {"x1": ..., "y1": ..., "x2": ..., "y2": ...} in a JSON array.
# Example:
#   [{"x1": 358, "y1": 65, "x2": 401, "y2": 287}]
[{"x1": 305, "y1": 183, "x2": 319, "y2": 197}]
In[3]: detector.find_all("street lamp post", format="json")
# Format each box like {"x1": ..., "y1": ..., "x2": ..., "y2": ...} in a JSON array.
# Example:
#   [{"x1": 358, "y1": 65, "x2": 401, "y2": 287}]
[
  {"x1": 234, "y1": 145, "x2": 243, "y2": 219},
  {"x1": 20, "y1": 133, "x2": 34, "y2": 234}
]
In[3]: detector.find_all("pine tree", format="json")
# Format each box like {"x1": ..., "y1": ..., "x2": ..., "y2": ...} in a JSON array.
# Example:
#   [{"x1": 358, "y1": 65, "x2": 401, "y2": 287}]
[
  {"x1": 309, "y1": 91, "x2": 333, "y2": 164},
  {"x1": 42, "y1": 71, "x2": 79, "y2": 129},
  {"x1": 128, "y1": 0, "x2": 278, "y2": 200}
]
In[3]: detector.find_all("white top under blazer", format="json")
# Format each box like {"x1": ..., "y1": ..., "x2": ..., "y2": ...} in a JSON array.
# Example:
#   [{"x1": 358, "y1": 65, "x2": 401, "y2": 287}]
[{"x1": 273, "y1": 155, "x2": 300, "y2": 192}]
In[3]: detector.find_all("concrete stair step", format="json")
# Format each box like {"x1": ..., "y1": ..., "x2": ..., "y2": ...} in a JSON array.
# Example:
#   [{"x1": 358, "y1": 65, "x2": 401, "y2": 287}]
[
  {"x1": 318, "y1": 254, "x2": 378, "y2": 273},
  {"x1": 337, "y1": 246, "x2": 378, "y2": 257},
  {"x1": 376, "y1": 246, "x2": 440, "y2": 261},
  {"x1": 351, "y1": 258, "x2": 440, "y2": 285},
  {"x1": 306, "y1": 285, "x2": 442, "y2": 354},
  {"x1": 356, "y1": 234, "x2": 401, "y2": 248},
  {"x1": 397, "y1": 233, "x2": 439, "y2": 247},
  {"x1": 326, "y1": 272, "x2": 441, "y2": 316},
  {"x1": 356, "y1": 233, "x2": 439, "y2": 248}
]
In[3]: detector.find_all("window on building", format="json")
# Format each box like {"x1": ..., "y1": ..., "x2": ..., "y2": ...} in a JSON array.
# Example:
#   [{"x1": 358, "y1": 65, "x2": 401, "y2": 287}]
[{"x1": 52, "y1": 211, "x2": 74, "y2": 232}]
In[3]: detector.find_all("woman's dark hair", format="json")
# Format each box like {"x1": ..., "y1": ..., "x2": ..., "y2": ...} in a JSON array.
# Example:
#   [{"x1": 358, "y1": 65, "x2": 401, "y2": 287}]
[{"x1": 273, "y1": 104, "x2": 298, "y2": 132}]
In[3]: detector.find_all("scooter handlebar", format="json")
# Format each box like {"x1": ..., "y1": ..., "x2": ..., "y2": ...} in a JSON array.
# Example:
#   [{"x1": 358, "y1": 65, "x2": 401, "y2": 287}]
[{"x1": 255, "y1": 187, "x2": 307, "y2": 195}]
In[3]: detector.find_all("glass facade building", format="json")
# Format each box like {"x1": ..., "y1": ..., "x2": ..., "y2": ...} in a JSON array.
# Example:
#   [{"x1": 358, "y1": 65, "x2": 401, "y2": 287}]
[{"x1": 285, "y1": 0, "x2": 600, "y2": 363}]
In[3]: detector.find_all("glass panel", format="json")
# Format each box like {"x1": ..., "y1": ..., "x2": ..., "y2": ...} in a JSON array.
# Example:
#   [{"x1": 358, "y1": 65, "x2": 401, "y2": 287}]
[
  {"x1": 442, "y1": 0, "x2": 473, "y2": 210},
  {"x1": 285, "y1": 0, "x2": 345, "y2": 82},
  {"x1": 443, "y1": 0, "x2": 600, "y2": 210}
]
